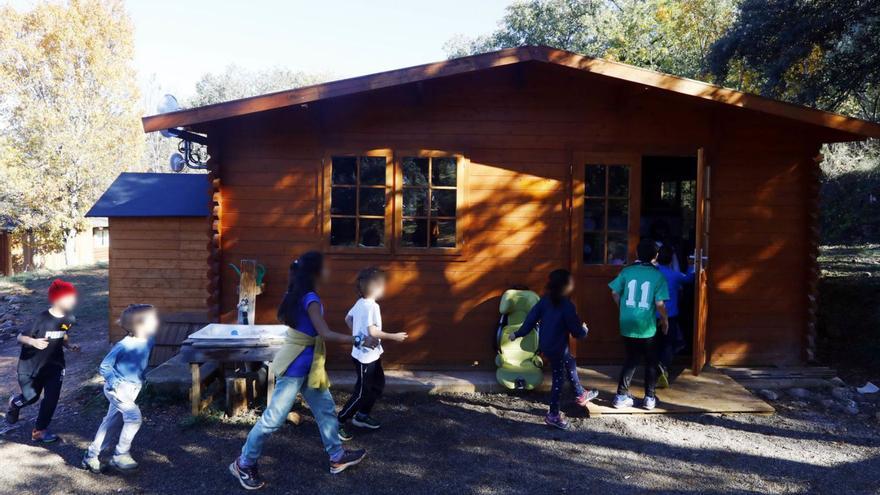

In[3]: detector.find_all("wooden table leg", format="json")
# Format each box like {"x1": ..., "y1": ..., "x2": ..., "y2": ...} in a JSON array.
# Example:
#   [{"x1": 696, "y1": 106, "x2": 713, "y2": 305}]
[
  {"x1": 190, "y1": 363, "x2": 201, "y2": 416},
  {"x1": 266, "y1": 366, "x2": 275, "y2": 407}
]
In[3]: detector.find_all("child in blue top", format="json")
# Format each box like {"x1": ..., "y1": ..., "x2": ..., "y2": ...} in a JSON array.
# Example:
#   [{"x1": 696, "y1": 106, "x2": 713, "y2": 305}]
[
  {"x1": 82, "y1": 304, "x2": 158, "y2": 473},
  {"x1": 655, "y1": 245, "x2": 695, "y2": 388},
  {"x1": 230, "y1": 252, "x2": 378, "y2": 491},
  {"x1": 511, "y1": 269, "x2": 597, "y2": 429}
]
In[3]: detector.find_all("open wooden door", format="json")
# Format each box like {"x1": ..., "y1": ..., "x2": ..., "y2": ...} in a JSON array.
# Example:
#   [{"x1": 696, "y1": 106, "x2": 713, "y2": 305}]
[
  {"x1": 692, "y1": 148, "x2": 711, "y2": 374},
  {"x1": 571, "y1": 153, "x2": 641, "y2": 360}
]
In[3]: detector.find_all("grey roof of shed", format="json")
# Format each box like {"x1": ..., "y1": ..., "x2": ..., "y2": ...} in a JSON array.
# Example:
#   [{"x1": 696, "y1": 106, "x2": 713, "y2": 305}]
[{"x1": 86, "y1": 173, "x2": 210, "y2": 218}]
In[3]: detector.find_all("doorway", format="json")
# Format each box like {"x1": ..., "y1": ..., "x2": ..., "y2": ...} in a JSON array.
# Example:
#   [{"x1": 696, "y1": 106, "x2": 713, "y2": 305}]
[{"x1": 640, "y1": 155, "x2": 698, "y2": 362}]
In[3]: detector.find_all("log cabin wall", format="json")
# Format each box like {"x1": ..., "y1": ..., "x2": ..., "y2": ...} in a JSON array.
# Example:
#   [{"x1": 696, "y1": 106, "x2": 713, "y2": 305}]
[
  {"x1": 108, "y1": 217, "x2": 210, "y2": 342},
  {"x1": 208, "y1": 62, "x2": 823, "y2": 367}
]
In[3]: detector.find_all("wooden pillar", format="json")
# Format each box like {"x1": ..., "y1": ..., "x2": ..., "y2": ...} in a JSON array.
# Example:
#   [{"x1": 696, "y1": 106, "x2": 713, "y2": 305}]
[
  {"x1": 206, "y1": 134, "x2": 223, "y2": 323},
  {"x1": 0, "y1": 231, "x2": 10, "y2": 276},
  {"x1": 805, "y1": 151, "x2": 823, "y2": 363}
]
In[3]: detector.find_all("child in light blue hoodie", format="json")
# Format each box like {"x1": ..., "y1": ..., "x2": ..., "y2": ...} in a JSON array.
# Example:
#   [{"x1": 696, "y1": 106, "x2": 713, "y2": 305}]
[{"x1": 82, "y1": 304, "x2": 158, "y2": 473}]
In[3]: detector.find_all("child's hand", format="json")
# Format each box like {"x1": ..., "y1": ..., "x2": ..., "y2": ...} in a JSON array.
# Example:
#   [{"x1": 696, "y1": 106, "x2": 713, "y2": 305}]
[
  {"x1": 29, "y1": 337, "x2": 49, "y2": 350},
  {"x1": 390, "y1": 332, "x2": 408, "y2": 342},
  {"x1": 68, "y1": 343, "x2": 81, "y2": 352},
  {"x1": 362, "y1": 335, "x2": 380, "y2": 348},
  {"x1": 660, "y1": 319, "x2": 669, "y2": 335},
  {"x1": 508, "y1": 333, "x2": 518, "y2": 342},
  {"x1": 581, "y1": 323, "x2": 590, "y2": 337}
]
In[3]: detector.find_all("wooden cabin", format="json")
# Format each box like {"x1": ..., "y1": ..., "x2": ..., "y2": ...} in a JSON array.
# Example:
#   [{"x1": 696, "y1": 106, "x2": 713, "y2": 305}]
[
  {"x1": 86, "y1": 172, "x2": 211, "y2": 342},
  {"x1": 138, "y1": 46, "x2": 880, "y2": 370}
]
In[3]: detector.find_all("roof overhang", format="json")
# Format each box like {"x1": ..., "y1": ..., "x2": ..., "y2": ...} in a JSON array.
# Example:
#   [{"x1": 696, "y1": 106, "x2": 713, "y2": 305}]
[{"x1": 142, "y1": 45, "x2": 880, "y2": 140}]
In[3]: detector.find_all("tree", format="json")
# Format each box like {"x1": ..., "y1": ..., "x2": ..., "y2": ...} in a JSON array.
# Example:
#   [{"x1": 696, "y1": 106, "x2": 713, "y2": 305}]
[
  {"x1": 444, "y1": 0, "x2": 740, "y2": 80},
  {"x1": 188, "y1": 65, "x2": 329, "y2": 107},
  {"x1": 708, "y1": 0, "x2": 880, "y2": 109},
  {"x1": 0, "y1": 0, "x2": 143, "y2": 265}
]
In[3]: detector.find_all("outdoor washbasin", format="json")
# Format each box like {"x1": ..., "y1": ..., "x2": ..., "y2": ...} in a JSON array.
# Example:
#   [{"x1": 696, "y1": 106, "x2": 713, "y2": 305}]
[{"x1": 188, "y1": 324, "x2": 288, "y2": 345}]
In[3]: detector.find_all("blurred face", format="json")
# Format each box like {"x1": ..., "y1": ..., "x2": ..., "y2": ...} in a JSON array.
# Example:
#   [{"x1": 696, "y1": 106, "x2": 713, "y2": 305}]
[
  {"x1": 134, "y1": 311, "x2": 160, "y2": 339},
  {"x1": 317, "y1": 263, "x2": 331, "y2": 286},
  {"x1": 562, "y1": 277, "x2": 575, "y2": 297},
  {"x1": 366, "y1": 277, "x2": 387, "y2": 300},
  {"x1": 53, "y1": 293, "x2": 77, "y2": 313}
]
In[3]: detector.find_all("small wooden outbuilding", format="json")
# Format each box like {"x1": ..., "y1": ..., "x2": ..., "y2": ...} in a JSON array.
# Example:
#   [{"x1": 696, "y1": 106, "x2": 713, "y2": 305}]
[
  {"x1": 137, "y1": 47, "x2": 880, "y2": 370},
  {"x1": 86, "y1": 172, "x2": 212, "y2": 343}
]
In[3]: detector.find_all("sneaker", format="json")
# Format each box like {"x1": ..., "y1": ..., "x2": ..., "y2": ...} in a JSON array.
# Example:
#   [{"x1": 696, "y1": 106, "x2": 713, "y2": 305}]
[
  {"x1": 351, "y1": 413, "x2": 380, "y2": 430},
  {"x1": 612, "y1": 394, "x2": 634, "y2": 409},
  {"x1": 338, "y1": 424, "x2": 353, "y2": 442},
  {"x1": 544, "y1": 412, "x2": 570, "y2": 430},
  {"x1": 657, "y1": 367, "x2": 670, "y2": 389},
  {"x1": 6, "y1": 397, "x2": 20, "y2": 425},
  {"x1": 31, "y1": 429, "x2": 59, "y2": 443},
  {"x1": 643, "y1": 396, "x2": 657, "y2": 411},
  {"x1": 329, "y1": 449, "x2": 366, "y2": 474},
  {"x1": 110, "y1": 453, "x2": 139, "y2": 471},
  {"x1": 229, "y1": 458, "x2": 265, "y2": 490},
  {"x1": 575, "y1": 389, "x2": 599, "y2": 407},
  {"x1": 81, "y1": 453, "x2": 103, "y2": 474}
]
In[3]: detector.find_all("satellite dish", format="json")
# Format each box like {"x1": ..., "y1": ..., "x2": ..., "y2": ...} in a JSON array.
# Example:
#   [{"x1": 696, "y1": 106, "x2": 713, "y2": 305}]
[
  {"x1": 158, "y1": 94, "x2": 181, "y2": 138},
  {"x1": 170, "y1": 153, "x2": 186, "y2": 173}
]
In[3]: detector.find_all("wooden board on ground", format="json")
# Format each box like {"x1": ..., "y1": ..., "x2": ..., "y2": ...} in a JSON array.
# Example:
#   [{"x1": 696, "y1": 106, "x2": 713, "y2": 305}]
[{"x1": 581, "y1": 367, "x2": 775, "y2": 417}]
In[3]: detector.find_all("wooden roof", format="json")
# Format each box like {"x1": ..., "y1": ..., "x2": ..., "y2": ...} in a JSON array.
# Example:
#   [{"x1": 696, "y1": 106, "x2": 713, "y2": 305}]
[{"x1": 142, "y1": 45, "x2": 880, "y2": 140}]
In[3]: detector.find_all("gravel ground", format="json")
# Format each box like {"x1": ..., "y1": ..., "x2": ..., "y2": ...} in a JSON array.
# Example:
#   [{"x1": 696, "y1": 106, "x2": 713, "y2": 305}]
[{"x1": 0, "y1": 386, "x2": 879, "y2": 495}]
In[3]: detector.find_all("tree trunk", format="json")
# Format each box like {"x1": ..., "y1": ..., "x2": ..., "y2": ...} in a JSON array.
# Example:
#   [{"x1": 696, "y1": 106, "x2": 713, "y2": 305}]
[{"x1": 64, "y1": 229, "x2": 77, "y2": 267}]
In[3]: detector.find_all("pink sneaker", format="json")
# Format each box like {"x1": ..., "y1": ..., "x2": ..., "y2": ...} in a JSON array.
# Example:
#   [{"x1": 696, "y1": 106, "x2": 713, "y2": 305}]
[
  {"x1": 544, "y1": 412, "x2": 570, "y2": 430},
  {"x1": 575, "y1": 389, "x2": 599, "y2": 407}
]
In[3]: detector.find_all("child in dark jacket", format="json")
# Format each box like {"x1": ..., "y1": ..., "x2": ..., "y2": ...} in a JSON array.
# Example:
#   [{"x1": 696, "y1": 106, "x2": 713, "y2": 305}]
[{"x1": 510, "y1": 269, "x2": 597, "y2": 429}]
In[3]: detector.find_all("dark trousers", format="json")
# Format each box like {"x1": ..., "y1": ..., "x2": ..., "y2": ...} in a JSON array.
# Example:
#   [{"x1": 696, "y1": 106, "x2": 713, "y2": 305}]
[
  {"x1": 548, "y1": 349, "x2": 585, "y2": 415},
  {"x1": 658, "y1": 316, "x2": 683, "y2": 369},
  {"x1": 338, "y1": 358, "x2": 385, "y2": 423},
  {"x1": 13, "y1": 366, "x2": 63, "y2": 430},
  {"x1": 617, "y1": 336, "x2": 659, "y2": 399}
]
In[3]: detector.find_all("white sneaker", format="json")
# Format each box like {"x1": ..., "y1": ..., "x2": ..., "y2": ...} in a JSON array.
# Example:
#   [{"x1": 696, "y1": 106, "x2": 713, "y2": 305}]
[
  {"x1": 612, "y1": 394, "x2": 634, "y2": 409},
  {"x1": 643, "y1": 396, "x2": 657, "y2": 410}
]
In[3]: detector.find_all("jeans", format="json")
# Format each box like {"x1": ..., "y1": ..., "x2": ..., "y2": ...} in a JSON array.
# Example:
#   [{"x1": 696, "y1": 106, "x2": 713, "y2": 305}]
[
  {"x1": 617, "y1": 336, "x2": 659, "y2": 399},
  {"x1": 658, "y1": 316, "x2": 684, "y2": 369},
  {"x1": 13, "y1": 366, "x2": 63, "y2": 430},
  {"x1": 240, "y1": 376, "x2": 343, "y2": 466},
  {"x1": 548, "y1": 349, "x2": 585, "y2": 415},
  {"x1": 87, "y1": 381, "x2": 143, "y2": 458},
  {"x1": 338, "y1": 358, "x2": 385, "y2": 423}
]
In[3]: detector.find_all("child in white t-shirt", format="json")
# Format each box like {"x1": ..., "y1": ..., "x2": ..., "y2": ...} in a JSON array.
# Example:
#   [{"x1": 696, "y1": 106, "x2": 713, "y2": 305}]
[{"x1": 337, "y1": 267, "x2": 407, "y2": 440}]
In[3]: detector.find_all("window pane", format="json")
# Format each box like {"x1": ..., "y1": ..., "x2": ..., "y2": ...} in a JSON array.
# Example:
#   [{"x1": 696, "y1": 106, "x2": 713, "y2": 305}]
[
  {"x1": 431, "y1": 189, "x2": 456, "y2": 217},
  {"x1": 608, "y1": 233, "x2": 628, "y2": 265},
  {"x1": 359, "y1": 219, "x2": 384, "y2": 247},
  {"x1": 401, "y1": 219, "x2": 428, "y2": 247},
  {"x1": 330, "y1": 187, "x2": 356, "y2": 215},
  {"x1": 330, "y1": 217, "x2": 356, "y2": 246},
  {"x1": 584, "y1": 199, "x2": 605, "y2": 231},
  {"x1": 331, "y1": 157, "x2": 357, "y2": 185},
  {"x1": 432, "y1": 157, "x2": 457, "y2": 186},
  {"x1": 359, "y1": 188, "x2": 386, "y2": 216},
  {"x1": 583, "y1": 232, "x2": 604, "y2": 265},
  {"x1": 402, "y1": 157, "x2": 429, "y2": 186},
  {"x1": 430, "y1": 220, "x2": 456, "y2": 248},
  {"x1": 608, "y1": 165, "x2": 629, "y2": 197},
  {"x1": 608, "y1": 199, "x2": 628, "y2": 231},
  {"x1": 585, "y1": 165, "x2": 606, "y2": 197},
  {"x1": 360, "y1": 156, "x2": 386, "y2": 185},
  {"x1": 403, "y1": 189, "x2": 428, "y2": 217}
]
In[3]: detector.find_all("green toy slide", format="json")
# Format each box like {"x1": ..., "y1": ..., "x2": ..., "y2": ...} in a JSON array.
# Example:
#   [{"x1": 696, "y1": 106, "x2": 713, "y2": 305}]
[{"x1": 495, "y1": 289, "x2": 543, "y2": 390}]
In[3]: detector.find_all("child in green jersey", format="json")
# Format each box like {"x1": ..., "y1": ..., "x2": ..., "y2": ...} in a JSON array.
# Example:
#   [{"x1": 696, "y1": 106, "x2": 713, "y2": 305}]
[{"x1": 608, "y1": 240, "x2": 669, "y2": 410}]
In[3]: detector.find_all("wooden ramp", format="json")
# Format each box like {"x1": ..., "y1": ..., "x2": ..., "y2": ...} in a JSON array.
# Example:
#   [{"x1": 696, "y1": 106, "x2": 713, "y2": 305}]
[
  {"x1": 327, "y1": 366, "x2": 774, "y2": 416},
  {"x1": 577, "y1": 367, "x2": 775, "y2": 416}
]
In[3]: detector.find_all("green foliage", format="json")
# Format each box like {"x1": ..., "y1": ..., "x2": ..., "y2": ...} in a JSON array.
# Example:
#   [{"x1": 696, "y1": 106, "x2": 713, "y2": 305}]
[
  {"x1": 445, "y1": 0, "x2": 740, "y2": 80},
  {"x1": 188, "y1": 65, "x2": 329, "y2": 107},
  {"x1": 0, "y1": 0, "x2": 143, "y2": 262}
]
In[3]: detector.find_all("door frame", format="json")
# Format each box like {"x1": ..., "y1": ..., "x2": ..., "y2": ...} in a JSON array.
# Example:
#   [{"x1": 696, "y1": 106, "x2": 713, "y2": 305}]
[{"x1": 692, "y1": 148, "x2": 711, "y2": 374}]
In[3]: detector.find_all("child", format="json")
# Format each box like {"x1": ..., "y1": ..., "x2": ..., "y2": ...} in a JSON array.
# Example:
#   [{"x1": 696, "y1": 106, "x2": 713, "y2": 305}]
[
  {"x1": 510, "y1": 269, "x2": 597, "y2": 430},
  {"x1": 82, "y1": 304, "x2": 158, "y2": 473},
  {"x1": 609, "y1": 240, "x2": 669, "y2": 410},
  {"x1": 6, "y1": 279, "x2": 80, "y2": 442},
  {"x1": 230, "y1": 252, "x2": 377, "y2": 490},
  {"x1": 337, "y1": 267, "x2": 407, "y2": 439},
  {"x1": 655, "y1": 245, "x2": 695, "y2": 388}
]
